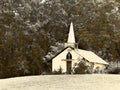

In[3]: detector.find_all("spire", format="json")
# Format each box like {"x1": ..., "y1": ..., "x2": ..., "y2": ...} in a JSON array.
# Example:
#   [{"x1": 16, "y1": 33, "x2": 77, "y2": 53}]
[
  {"x1": 64, "y1": 22, "x2": 77, "y2": 48},
  {"x1": 67, "y1": 22, "x2": 75, "y2": 43}
]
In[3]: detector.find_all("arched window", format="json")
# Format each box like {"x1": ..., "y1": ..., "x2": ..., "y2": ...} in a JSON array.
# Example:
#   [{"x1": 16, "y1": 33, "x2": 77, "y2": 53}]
[{"x1": 66, "y1": 52, "x2": 72, "y2": 59}]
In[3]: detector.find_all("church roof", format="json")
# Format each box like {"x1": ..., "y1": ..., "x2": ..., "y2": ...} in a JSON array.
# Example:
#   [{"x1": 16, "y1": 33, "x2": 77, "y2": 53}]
[
  {"x1": 67, "y1": 22, "x2": 75, "y2": 43},
  {"x1": 48, "y1": 46, "x2": 74, "y2": 62},
  {"x1": 49, "y1": 47, "x2": 108, "y2": 65},
  {"x1": 75, "y1": 49, "x2": 108, "y2": 65},
  {"x1": 48, "y1": 22, "x2": 108, "y2": 65}
]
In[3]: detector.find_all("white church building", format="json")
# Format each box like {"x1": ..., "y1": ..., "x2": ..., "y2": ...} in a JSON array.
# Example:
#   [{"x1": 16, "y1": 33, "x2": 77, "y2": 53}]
[{"x1": 51, "y1": 22, "x2": 108, "y2": 74}]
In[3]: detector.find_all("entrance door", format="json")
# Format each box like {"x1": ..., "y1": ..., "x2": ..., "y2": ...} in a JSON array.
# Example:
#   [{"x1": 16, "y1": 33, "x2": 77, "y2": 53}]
[{"x1": 66, "y1": 61, "x2": 72, "y2": 74}]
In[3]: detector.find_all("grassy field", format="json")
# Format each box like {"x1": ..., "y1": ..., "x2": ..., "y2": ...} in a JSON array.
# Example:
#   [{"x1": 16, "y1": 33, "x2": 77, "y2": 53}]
[{"x1": 0, "y1": 74, "x2": 120, "y2": 90}]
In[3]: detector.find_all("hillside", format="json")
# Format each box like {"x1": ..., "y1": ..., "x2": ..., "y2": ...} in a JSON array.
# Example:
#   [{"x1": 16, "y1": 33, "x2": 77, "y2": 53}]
[
  {"x1": 0, "y1": 75, "x2": 120, "y2": 90},
  {"x1": 0, "y1": 0, "x2": 120, "y2": 78}
]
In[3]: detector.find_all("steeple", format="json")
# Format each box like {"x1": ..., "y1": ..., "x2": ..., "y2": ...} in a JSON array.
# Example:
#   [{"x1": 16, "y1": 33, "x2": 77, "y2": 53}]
[
  {"x1": 67, "y1": 22, "x2": 75, "y2": 43},
  {"x1": 65, "y1": 22, "x2": 77, "y2": 48}
]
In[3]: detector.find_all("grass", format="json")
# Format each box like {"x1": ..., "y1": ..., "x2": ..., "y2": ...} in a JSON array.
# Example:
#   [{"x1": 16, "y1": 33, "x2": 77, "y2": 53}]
[{"x1": 0, "y1": 74, "x2": 120, "y2": 90}]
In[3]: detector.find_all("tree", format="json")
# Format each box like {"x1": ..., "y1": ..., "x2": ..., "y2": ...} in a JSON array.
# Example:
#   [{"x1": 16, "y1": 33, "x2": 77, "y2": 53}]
[{"x1": 73, "y1": 60, "x2": 93, "y2": 74}]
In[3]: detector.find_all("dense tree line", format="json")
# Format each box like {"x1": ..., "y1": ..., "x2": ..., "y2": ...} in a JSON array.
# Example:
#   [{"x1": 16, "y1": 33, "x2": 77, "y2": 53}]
[
  {"x1": 0, "y1": 9, "x2": 50, "y2": 78},
  {"x1": 0, "y1": 0, "x2": 120, "y2": 78}
]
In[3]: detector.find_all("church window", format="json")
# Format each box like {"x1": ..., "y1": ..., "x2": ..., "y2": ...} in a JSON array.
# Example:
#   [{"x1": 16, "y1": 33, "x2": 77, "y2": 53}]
[{"x1": 66, "y1": 52, "x2": 72, "y2": 59}]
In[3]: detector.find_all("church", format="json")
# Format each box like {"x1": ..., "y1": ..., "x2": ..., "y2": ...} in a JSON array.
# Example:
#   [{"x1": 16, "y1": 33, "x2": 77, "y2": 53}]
[{"x1": 50, "y1": 22, "x2": 108, "y2": 74}]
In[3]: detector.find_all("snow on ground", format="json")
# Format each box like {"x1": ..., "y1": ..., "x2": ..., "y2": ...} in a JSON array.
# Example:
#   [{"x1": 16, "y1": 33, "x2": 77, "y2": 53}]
[{"x1": 0, "y1": 74, "x2": 120, "y2": 90}]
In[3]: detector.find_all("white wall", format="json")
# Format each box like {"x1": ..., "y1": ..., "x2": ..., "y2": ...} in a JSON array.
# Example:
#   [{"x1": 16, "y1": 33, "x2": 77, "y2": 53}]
[
  {"x1": 52, "y1": 47, "x2": 79, "y2": 72},
  {"x1": 52, "y1": 47, "x2": 106, "y2": 73},
  {"x1": 94, "y1": 63, "x2": 106, "y2": 69}
]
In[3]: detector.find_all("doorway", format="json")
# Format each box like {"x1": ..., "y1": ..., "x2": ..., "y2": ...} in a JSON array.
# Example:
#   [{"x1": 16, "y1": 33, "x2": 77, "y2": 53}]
[{"x1": 66, "y1": 61, "x2": 72, "y2": 74}]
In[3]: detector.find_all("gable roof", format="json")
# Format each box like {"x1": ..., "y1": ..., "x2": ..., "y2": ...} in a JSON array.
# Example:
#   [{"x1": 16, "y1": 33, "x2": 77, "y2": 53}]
[
  {"x1": 48, "y1": 46, "x2": 108, "y2": 65},
  {"x1": 48, "y1": 46, "x2": 74, "y2": 62},
  {"x1": 75, "y1": 49, "x2": 108, "y2": 65}
]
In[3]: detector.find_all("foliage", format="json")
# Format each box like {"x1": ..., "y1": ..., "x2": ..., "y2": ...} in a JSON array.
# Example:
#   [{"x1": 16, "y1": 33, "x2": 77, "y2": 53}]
[
  {"x1": 73, "y1": 61, "x2": 93, "y2": 74},
  {"x1": 108, "y1": 67, "x2": 120, "y2": 74},
  {"x1": 52, "y1": 67, "x2": 63, "y2": 74},
  {"x1": 0, "y1": 0, "x2": 120, "y2": 78},
  {"x1": 106, "y1": 61, "x2": 120, "y2": 74}
]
